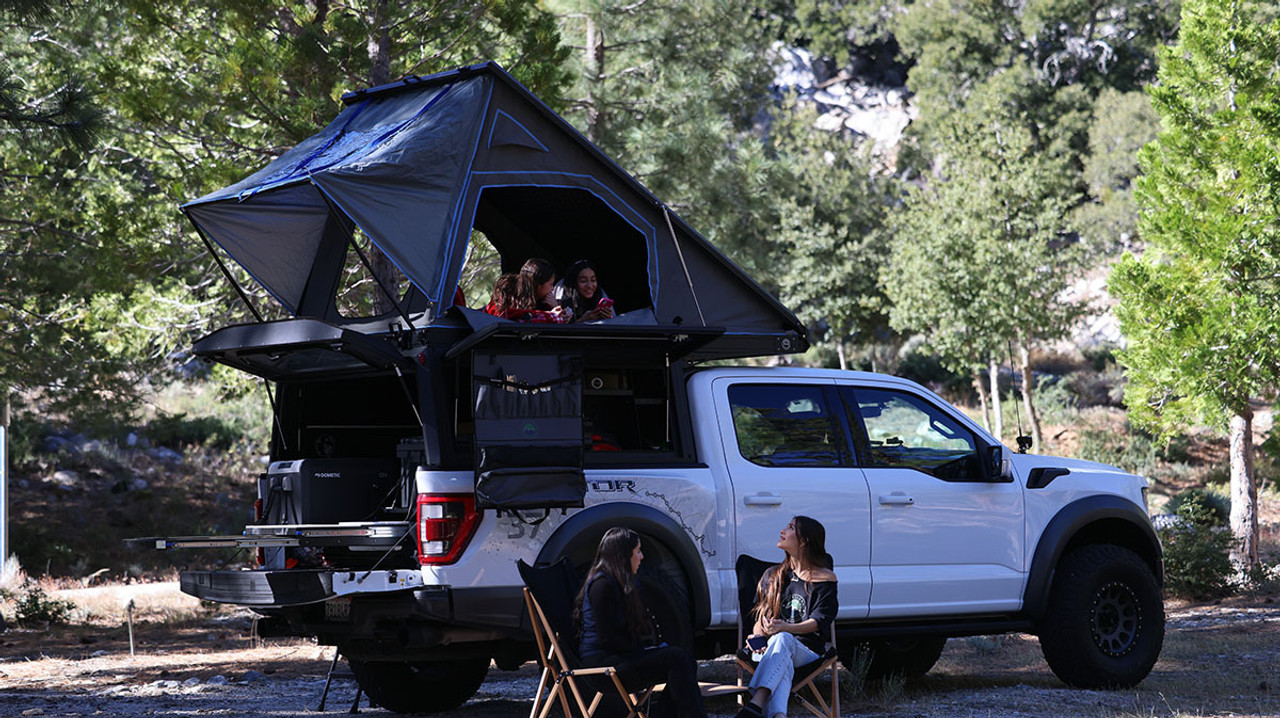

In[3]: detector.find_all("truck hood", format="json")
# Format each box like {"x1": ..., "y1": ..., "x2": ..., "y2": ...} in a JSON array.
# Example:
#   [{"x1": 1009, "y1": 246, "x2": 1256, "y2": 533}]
[{"x1": 1010, "y1": 453, "x2": 1147, "y2": 485}]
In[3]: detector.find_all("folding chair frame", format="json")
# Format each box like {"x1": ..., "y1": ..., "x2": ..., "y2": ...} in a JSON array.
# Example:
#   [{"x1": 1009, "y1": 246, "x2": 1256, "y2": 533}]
[{"x1": 524, "y1": 586, "x2": 656, "y2": 718}]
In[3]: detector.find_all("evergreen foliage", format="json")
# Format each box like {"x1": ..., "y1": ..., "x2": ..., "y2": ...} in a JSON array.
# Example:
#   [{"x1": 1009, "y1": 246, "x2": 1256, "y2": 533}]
[
  {"x1": 881, "y1": 85, "x2": 1085, "y2": 382},
  {"x1": 1159, "y1": 497, "x2": 1236, "y2": 599},
  {"x1": 768, "y1": 99, "x2": 894, "y2": 361},
  {"x1": 0, "y1": 1, "x2": 570, "y2": 421},
  {"x1": 1111, "y1": 0, "x2": 1280, "y2": 569},
  {"x1": 547, "y1": 0, "x2": 786, "y2": 275}
]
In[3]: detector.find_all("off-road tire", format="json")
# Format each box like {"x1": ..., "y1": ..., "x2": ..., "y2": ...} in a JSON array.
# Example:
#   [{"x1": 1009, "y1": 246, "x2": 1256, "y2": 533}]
[
  {"x1": 1038, "y1": 544, "x2": 1164, "y2": 689},
  {"x1": 348, "y1": 657, "x2": 489, "y2": 713},
  {"x1": 637, "y1": 565, "x2": 694, "y2": 650},
  {"x1": 840, "y1": 636, "x2": 946, "y2": 680}
]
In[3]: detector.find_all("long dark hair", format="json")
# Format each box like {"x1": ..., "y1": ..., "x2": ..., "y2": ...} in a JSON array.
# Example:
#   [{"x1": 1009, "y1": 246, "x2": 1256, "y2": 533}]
[
  {"x1": 561, "y1": 259, "x2": 603, "y2": 316},
  {"x1": 573, "y1": 527, "x2": 650, "y2": 639},
  {"x1": 753, "y1": 515, "x2": 830, "y2": 624}
]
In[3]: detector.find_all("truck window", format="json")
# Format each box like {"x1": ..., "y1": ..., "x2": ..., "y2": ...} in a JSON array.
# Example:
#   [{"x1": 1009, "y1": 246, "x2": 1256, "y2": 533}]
[
  {"x1": 848, "y1": 387, "x2": 980, "y2": 480},
  {"x1": 727, "y1": 384, "x2": 843, "y2": 467}
]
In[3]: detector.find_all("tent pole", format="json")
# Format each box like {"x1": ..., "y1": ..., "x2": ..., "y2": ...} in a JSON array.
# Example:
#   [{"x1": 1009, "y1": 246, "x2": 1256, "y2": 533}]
[
  {"x1": 346, "y1": 234, "x2": 415, "y2": 329},
  {"x1": 662, "y1": 208, "x2": 706, "y2": 326},
  {"x1": 192, "y1": 223, "x2": 264, "y2": 323}
]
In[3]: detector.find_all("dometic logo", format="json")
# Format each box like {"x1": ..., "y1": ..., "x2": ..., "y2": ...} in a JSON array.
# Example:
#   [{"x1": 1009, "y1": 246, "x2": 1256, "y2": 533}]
[
  {"x1": 522, "y1": 421, "x2": 538, "y2": 436},
  {"x1": 314, "y1": 472, "x2": 343, "y2": 478}
]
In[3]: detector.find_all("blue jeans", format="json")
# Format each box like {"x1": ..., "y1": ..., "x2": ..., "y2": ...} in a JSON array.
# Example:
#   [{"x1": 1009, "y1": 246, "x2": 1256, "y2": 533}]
[{"x1": 747, "y1": 632, "x2": 819, "y2": 718}]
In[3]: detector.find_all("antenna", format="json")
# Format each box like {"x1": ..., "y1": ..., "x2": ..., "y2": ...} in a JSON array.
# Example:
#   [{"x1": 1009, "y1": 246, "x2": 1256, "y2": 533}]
[{"x1": 1008, "y1": 339, "x2": 1032, "y2": 453}]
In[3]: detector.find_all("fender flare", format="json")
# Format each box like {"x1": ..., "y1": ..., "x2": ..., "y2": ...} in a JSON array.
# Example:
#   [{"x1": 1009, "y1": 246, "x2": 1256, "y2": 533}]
[
  {"x1": 1022, "y1": 494, "x2": 1163, "y2": 621},
  {"x1": 537, "y1": 502, "x2": 711, "y2": 628}
]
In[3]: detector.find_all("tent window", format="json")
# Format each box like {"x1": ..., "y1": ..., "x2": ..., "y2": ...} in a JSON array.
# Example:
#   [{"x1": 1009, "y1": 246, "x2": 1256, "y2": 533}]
[
  {"x1": 459, "y1": 230, "x2": 502, "y2": 309},
  {"x1": 335, "y1": 229, "x2": 414, "y2": 319},
  {"x1": 472, "y1": 186, "x2": 650, "y2": 315}
]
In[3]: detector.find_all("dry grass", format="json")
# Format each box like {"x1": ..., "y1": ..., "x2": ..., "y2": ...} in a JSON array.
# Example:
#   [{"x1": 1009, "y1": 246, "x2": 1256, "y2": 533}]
[{"x1": 3, "y1": 582, "x2": 1280, "y2": 717}]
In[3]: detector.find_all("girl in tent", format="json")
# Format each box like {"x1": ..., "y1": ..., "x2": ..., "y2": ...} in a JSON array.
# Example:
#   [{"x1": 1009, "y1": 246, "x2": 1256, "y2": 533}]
[
  {"x1": 484, "y1": 273, "x2": 567, "y2": 323},
  {"x1": 555, "y1": 259, "x2": 615, "y2": 322},
  {"x1": 520, "y1": 257, "x2": 560, "y2": 311}
]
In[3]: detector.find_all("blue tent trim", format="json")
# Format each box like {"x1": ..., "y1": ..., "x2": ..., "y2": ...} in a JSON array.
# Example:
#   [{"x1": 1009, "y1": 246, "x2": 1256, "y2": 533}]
[
  {"x1": 181, "y1": 61, "x2": 807, "y2": 361},
  {"x1": 487, "y1": 110, "x2": 549, "y2": 153}
]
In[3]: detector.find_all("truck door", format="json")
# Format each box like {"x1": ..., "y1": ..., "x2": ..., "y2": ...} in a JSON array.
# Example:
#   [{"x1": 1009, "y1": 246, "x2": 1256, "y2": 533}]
[
  {"x1": 840, "y1": 385, "x2": 1026, "y2": 618},
  {"x1": 714, "y1": 378, "x2": 872, "y2": 619}
]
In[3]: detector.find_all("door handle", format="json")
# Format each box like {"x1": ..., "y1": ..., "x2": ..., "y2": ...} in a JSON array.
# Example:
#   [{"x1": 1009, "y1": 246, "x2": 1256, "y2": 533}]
[
  {"x1": 743, "y1": 494, "x2": 783, "y2": 506},
  {"x1": 879, "y1": 493, "x2": 915, "y2": 505}
]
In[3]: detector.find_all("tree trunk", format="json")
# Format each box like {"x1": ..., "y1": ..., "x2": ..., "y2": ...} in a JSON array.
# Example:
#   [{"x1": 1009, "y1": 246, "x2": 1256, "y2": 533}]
[
  {"x1": 1, "y1": 393, "x2": 8, "y2": 564},
  {"x1": 1019, "y1": 344, "x2": 1043, "y2": 453},
  {"x1": 365, "y1": 0, "x2": 399, "y2": 316},
  {"x1": 988, "y1": 360, "x2": 1003, "y2": 442},
  {"x1": 974, "y1": 370, "x2": 991, "y2": 433},
  {"x1": 835, "y1": 340, "x2": 847, "y2": 371},
  {"x1": 1229, "y1": 411, "x2": 1260, "y2": 571},
  {"x1": 584, "y1": 14, "x2": 605, "y2": 144}
]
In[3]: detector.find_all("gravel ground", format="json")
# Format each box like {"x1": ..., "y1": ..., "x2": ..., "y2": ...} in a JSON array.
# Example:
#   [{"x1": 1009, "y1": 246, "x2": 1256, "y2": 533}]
[{"x1": 2, "y1": 600, "x2": 1279, "y2": 717}]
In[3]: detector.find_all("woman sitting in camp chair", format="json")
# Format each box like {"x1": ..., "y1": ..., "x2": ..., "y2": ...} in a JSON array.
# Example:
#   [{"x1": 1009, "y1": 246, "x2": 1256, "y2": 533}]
[
  {"x1": 738, "y1": 516, "x2": 837, "y2": 718},
  {"x1": 574, "y1": 527, "x2": 706, "y2": 718}
]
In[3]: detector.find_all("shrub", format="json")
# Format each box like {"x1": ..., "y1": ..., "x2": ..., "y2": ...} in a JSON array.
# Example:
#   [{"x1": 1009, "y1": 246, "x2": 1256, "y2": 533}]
[
  {"x1": 1158, "y1": 500, "x2": 1235, "y2": 600},
  {"x1": 145, "y1": 412, "x2": 245, "y2": 450},
  {"x1": 1164, "y1": 487, "x2": 1230, "y2": 528},
  {"x1": 896, "y1": 349, "x2": 971, "y2": 399},
  {"x1": 1066, "y1": 364, "x2": 1126, "y2": 408},
  {"x1": 1242, "y1": 561, "x2": 1280, "y2": 596},
  {"x1": 1076, "y1": 426, "x2": 1162, "y2": 476},
  {"x1": 7, "y1": 583, "x2": 76, "y2": 626}
]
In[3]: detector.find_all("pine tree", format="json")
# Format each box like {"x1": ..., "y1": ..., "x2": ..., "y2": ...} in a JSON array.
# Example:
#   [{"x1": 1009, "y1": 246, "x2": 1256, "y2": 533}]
[
  {"x1": 883, "y1": 84, "x2": 1085, "y2": 450},
  {"x1": 1110, "y1": 0, "x2": 1280, "y2": 571},
  {"x1": 547, "y1": 0, "x2": 782, "y2": 274}
]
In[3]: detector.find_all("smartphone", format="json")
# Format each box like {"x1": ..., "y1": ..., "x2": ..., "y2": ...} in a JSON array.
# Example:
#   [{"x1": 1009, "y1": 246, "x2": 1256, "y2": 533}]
[
  {"x1": 598, "y1": 297, "x2": 614, "y2": 311},
  {"x1": 746, "y1": 635, "x2": 767, "y2": 652}
]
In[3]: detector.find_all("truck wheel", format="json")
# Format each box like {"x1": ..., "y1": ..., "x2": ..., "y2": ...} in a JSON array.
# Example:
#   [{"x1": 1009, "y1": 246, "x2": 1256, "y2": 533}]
[
  {"x1": 349, "y1": 657, "x2": 488, "y2": 713},
  {"x1": 637, "y1": 562, "x2": 693, "y2": 650},
  {"x1": 840, "y1": 636, "x2": 946, "y2": 680},
  {"x1": 1038, "y1": 544, "x2": 1164, "y2": 689}
]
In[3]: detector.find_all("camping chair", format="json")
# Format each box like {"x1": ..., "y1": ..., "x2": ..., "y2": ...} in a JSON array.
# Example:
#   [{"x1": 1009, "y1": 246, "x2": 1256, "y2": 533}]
[
  {"x1": 734, "y1": 555, "x2": 840, "y2": 718},
  {"x1": 518, "y1": 558, "x2": 659, "y2": 718}
]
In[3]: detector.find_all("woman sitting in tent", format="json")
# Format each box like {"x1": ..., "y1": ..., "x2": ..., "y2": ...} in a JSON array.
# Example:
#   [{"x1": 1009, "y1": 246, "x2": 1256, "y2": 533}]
[
  {"x1": 555, "y1": 259, "x2": 615, "y2": 323},
  {"x1": 520, "y1": 257, "x2": 561, "y2": 311},
  {"x1": 484, "y1": 273, "x2": 568, "y2": 323}
]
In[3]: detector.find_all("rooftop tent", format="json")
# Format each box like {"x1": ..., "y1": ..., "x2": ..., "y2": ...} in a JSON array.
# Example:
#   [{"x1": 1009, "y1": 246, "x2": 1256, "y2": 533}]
[{"x1": 182, "y1": 62, "x2": 807, "y2": 360}]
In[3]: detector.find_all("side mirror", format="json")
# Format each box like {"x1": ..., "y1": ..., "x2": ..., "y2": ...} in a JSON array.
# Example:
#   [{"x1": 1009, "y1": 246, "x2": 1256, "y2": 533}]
[{"x1": 985, "y1": 444, "x2": 1013, "y2": 483}]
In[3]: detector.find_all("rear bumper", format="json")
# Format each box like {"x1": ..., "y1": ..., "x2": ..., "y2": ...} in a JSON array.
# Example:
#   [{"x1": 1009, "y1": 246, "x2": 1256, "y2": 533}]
[
  {"x1": 180, "y1": 568, "x2": 424, "y2": 607},
  {"x1": 180, "y1": 568, "x2": 525, "y2": 635}
]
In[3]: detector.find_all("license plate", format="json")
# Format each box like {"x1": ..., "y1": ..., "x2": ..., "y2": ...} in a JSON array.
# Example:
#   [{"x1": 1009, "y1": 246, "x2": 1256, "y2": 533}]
[{"x1": 325, "y1": 597, "x2": 352, "y2": 622}]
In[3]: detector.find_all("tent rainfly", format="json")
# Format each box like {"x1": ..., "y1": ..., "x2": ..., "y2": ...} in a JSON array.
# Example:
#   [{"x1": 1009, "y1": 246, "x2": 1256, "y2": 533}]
[{"x1": 182, "y1": 62, "x2": 807, "y2": 360}]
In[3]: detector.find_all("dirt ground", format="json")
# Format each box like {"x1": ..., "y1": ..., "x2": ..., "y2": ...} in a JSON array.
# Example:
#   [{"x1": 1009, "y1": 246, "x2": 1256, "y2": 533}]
[{"x1": 1, "y1": 587, "x2": 1279, "y2": 718}]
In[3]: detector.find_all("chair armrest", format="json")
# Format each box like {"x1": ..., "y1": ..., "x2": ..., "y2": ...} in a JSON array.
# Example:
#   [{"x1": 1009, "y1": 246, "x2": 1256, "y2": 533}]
[{"x1": 566, "y1": 666, "x2": 617, "y2": 677}]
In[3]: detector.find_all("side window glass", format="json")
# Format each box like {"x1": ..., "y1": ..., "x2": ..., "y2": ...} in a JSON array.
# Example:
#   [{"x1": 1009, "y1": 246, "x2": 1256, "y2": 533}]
[
  {"x1": 727, "y1": 385, "x2": 842, "y2": 467},
  {"x1": 852, "y1": 388, "x2": 978, "y2": 480}
]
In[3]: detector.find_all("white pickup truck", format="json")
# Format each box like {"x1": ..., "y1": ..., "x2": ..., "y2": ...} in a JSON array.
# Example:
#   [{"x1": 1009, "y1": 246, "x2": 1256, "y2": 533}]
[
  {"x1": 158, "y1": 318, "x2": 1163, "y2": 714},
  {"x1": 149, "y1": 62, "x2": 1162, "y2": 713}
]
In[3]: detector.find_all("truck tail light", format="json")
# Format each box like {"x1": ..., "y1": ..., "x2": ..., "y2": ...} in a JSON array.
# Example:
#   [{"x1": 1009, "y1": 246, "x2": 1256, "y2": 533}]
[{"x1": 416, "y1": 494, "x2": 480, "y2": 565}]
